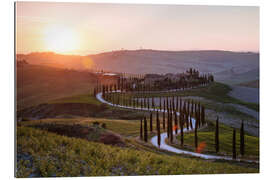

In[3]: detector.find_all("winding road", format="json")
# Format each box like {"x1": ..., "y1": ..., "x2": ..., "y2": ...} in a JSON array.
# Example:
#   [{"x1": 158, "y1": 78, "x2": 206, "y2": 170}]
[{"x1": 96, "y1": 92, "x2": 258, "y2": 163}]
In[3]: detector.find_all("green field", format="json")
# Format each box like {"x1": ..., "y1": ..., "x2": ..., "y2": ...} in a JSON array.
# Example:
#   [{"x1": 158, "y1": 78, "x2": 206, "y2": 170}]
[
  {"x1": 49, "y1": 94, "x2": 102, "y2": 105},
  {"x1": 173, "y1": 122, "x2": 259, "y2": 160},
  {"x1": 20, "y1": 117, "x2": 141, "y2": 137}
]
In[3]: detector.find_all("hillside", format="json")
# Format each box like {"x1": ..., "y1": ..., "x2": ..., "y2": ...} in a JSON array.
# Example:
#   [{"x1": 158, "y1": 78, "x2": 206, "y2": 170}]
[
  {"x1": 16, "y1": 64, "x2": 97, "y2": 110},
  {"x1": 17, "y1": 50, "x2": 259, "y2": 84}
]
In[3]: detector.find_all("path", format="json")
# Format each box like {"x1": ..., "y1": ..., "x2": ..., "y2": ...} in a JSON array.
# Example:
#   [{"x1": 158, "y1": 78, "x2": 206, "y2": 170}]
[{"x1": 96, "y1": 92, "x2": 258, "y2": 163}]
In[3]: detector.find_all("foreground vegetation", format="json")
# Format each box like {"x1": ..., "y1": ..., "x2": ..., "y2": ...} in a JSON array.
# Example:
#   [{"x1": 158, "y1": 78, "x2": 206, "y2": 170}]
[{"x1": 17, "y1": 126, "x2": 258, "y2": 177}]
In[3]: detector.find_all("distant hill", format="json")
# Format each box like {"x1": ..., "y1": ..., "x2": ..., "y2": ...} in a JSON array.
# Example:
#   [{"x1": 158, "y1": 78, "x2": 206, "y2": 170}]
[
  {"x1": 17, "y1": 50, "x2": 259, "y2": 84},
  {"x1": 16, "y1": 64, "x2": 98, "y2": 110}
]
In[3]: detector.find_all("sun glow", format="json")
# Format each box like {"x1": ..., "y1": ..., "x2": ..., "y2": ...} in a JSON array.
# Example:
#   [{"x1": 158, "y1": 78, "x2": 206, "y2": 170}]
[{"x1": 43, "y1": 25, "x2": 79, "y2": 53}]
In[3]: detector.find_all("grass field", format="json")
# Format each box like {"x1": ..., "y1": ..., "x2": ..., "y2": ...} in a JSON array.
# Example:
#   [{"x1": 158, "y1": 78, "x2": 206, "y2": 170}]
[
  {"x1": 16, "y1": 126, "x2": 258, "y2": 177},
  {"x1": 173, "y1": 122, "x2": 259, "y2": 160},
  {"x1": 16, "y1": 64, "x2": 98, "y2": 110},
  {"x1": 49, "y1": 94, "x2": 102, "y2": 105},
  {"x1": 20, "y1": 117, "x2": 141, "y2": 137}
]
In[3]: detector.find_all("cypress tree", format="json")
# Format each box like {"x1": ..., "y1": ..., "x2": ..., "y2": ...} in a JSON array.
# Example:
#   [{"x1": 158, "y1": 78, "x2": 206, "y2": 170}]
[
  {"x1": 159, "y1": 97, "x2": 162, "y2": 110},
  {"x1": 172, "y1": 96, "x2": 175, "y2": 111},
  {"x1": 180, "y1": 98, "x2": 182, "y2": 111},
  {"x1": 176, "y1": 96, "x2": 179, "y2": 111},
  {"x1": 150, "y1": 112, "x2": 153, "y2": 132},
  {"x1": 190, "y1": 99, "x2": 194, "y2": 116},
  {"x1": 232, "y1": 128, "x2": 236, "y2": 159},
  {"x1": 156, "y1": 111, "x2": 161, "y2": 147},
  {"x1": 201, "y1": 106, "x2": 205, "y2": 125},
  {"x1": 163, "y1": 110, "x2": 165, "y2": 130},
  {"x1": 186, "y1": 111, "x2": 189, "y2": 130},
  {"x1": 187, "y1": 100, "x2": 190, "y2": 116},
  {"x1": 169, "y1": 99, "x2": 172, "y2": 112},
  {"x1": 166, "y1": 96, "x2": 169, "y2": 110},
  {"x1": 180, "y1": 113, "x2": 184, "y2": 146},
  {"x1": 215, "y1": 116, "x2": 219, "y2": 153},
  {"x1": 163, "y1": 99, "x2": 166, "y2": 112},
  {"x1": 144, "y1": 117, "x2": 148, "y2": 142},
  {"x1": 170, "y1": 112, "x2": 173, "y2": 143},
  {"x1": 198, "y1": 103, "x2": 201, "y2": 128},
  {"x1": 240, "y1": 120, "x2": 245, "y2": 156},
  {"x1": 167, "y1": 110, "x2": 170, "y2": 138},
  {"x1": 194, "y1": 111, "x2": 198, "y2": 149},
  {"x1": 93, "y1": 88, "x2": 96, "y2": 97},
  {"x1": 140, "y1": 117, "x2": 143, "y2": 140},
  {"x1": 174, "y1": 111, "x2": 178, "y2": 134}
]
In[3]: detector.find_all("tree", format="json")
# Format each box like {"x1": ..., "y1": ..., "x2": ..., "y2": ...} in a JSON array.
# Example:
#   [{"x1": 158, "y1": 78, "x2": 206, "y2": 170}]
[
  {"x1": 194, "y1": 111, "x2": 199, "y2": 149},
  {"x1": 140, "y1": 117, "x2": 143, "y2": 140},
  {"x1": 240, "y1": 120, "x2": 245, "y2": 156},
  {"x1": 169, "y1": 112, "x2": 173, "y2": 143},
  {"x1": 167, "y1": 109, "x2": 170, "y2": 138},
  {"x1": 180, "y1": 113, "x2": 184, "y2": 146},
  {"x1": 198, "y1": 103, "x2": 201, "y2": 128},
  {"x1": 159, "y1": 97, "x2": 162, "y2": 110},
  {"x1": 156, "y1": 111, "x2": 161, "y2": 147},
  {"x1": 176, "y1": 96, "x2": 179, "y2": 110},
  {"x1": 93, "y1": 88, "x2": 97, "y2": 97},
  {"x1": 232, "y1": 128, "x2": 236, "y2": 159},
  {"x1": 163, "y1": 99, "x2": 166, "y2": 112},
  {"x1": 201, "y1": 106, "x2": 205, "y2": 125},
  {"x1": 163, "y1": 110, "x2": 166, "y2": 130},
  {"x1": 150, "y1": 112, "x2": 153, "y2": 132},
  {"x1": 186, "y1": 111, "x2": 189, "y2": 130},
  {"x1": 144, "y1": 117, "x2": 148, "y2": 142},
  {"x1": 215, "y1": 116, "x2": 219, "y2": 153},
  {"x1": 174, "y1": 111, "x2": 178, "y2": 134}
]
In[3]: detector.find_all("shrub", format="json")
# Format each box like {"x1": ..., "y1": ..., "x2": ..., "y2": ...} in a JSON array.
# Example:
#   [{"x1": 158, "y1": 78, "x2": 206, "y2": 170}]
[{"x1": 101, "y1": 123, "x2": 107, "y2": 129}]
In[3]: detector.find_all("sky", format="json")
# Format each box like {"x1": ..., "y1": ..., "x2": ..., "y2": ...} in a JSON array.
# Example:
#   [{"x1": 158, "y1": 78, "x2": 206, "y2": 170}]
[{"x1": 16, "y1": 2, "x2": 259, "y2": 55}]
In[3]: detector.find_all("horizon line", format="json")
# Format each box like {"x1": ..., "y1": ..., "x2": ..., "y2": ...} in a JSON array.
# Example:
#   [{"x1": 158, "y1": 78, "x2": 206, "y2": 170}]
[{"x1": 16, "y1": 49, "x2": 260, "y2": 56}]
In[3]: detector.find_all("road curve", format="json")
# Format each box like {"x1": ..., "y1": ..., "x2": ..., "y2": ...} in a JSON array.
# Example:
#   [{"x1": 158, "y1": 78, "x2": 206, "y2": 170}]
[{"x1": 96, "y1": 92, "x2": 258, "y2": 163}]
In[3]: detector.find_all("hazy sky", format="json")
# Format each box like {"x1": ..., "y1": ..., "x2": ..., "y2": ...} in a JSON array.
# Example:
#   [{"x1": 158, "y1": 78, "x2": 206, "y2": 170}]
[{"x1": 16, "y1": 2, "x2": 259, "y2": 55}]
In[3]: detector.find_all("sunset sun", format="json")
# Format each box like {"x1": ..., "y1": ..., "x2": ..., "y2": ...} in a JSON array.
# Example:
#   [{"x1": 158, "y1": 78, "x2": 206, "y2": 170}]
[{"x1": 43, "y1": 25, "x2": 79, "y2": 53}]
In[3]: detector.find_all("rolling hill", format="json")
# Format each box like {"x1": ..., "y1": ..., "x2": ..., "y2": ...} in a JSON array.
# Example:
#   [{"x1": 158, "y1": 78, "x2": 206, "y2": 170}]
[{"x1": 17, "y1": 50, "x2": 259, "y2": 84}]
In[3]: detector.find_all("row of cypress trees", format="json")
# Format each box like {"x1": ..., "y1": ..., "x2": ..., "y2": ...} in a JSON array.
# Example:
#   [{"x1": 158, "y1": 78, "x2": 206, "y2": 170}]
[
  {"x1": 140, "y1": 111, "x2": 162, "y2": 147},
  {"x1": 93, "y1": 69, "x2": 214, "y2": 97},
  {"x1": 140, "y1": 109, "x2": 246, "y2": 160},
  {"x1": 215, "y1": 117, "x2": 245, "y2": 159},
  {"x1": 139, "y1": 99, "x2": 206, "y2": 149}
]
